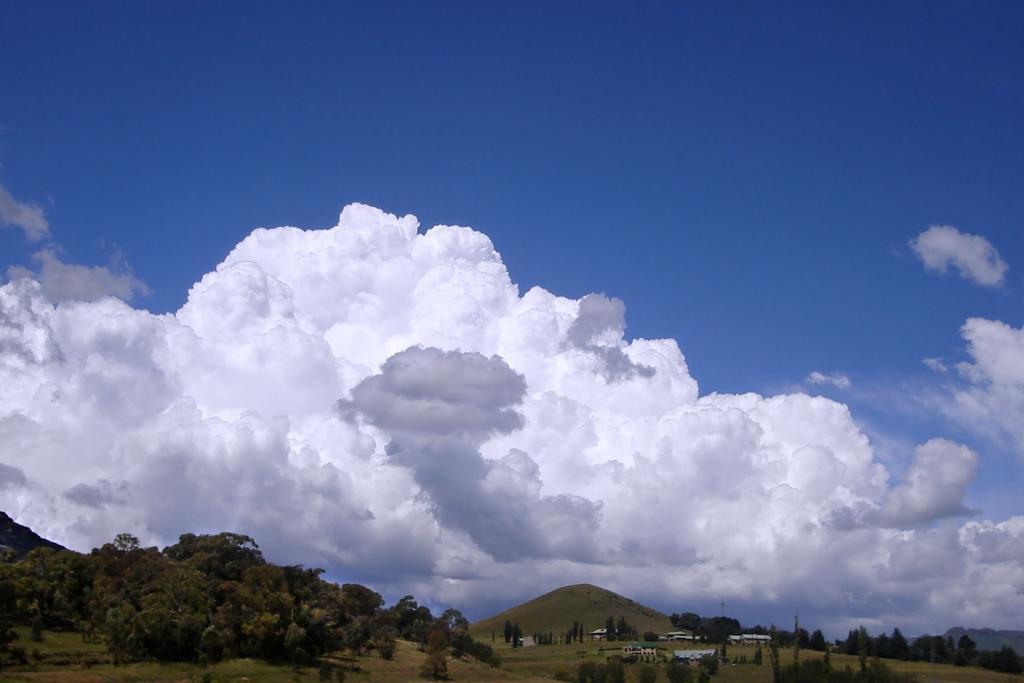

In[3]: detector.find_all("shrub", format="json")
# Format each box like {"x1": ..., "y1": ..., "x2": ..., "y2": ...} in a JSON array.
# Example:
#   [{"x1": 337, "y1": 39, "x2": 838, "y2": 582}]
[
  {"x1": 665, "y1": 660, "x2": 693, "y2": 683},
  {"x1": 421, "y1": 650, "x2": 448, "y2": 679},
  {"x1": 639, "y1": 664, "x2": 658, "y2": 683},
  {"x1": 606, "y1": 657, "x2": 625, "y2": 683}
]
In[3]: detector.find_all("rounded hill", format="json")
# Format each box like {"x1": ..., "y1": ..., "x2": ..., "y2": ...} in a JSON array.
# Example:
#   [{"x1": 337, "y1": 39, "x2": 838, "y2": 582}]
[{"x1": 469, "y1": 584, "x2": 675, "y2": 639}]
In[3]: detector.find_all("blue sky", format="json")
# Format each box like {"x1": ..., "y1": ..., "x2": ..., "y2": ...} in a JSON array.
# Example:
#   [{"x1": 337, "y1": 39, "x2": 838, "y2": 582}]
[
  {"x1": 3, "y1": 1, "x2": 1020, "y2": 386},
  {"x1": 1, "y1": 1, "x2": 1023, "y2": 626}
]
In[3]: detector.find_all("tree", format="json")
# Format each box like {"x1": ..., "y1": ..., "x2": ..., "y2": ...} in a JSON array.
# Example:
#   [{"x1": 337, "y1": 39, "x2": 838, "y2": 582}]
[
  {"x1": 511, "y1": 623, "x2": 522, "y2": 648},
  {"x1": 890, "y1": 628, "x2": 910, "y2": 660},
  {"x1": 605, "y1": 616, "x2": 616, "y2": 642},
  {"x1": 874, "y1": 632, "x2": 891, "y2": 659},
  {"x1": 638, "y1": 664, "x2": 657, "y2": 683},
  {"x1": 809, "y1": 629, "x2": 826, "y2": 652},
  {"x1": 420, "y1": 626, "x2": 449, "y2": 679},
  {"x1": 845, "y1": 629, "x2": 859, "y2": 656},
  {"x1": 931, "y1": 635, "x2": 948, "y2": 663},
  {"x1": 504, "y1": 619, "x2": 512, "y2": 644},
  {"x1": 374, "y1": 626, "x2": 397, "y2": 660},
  {"x1": 858, "y1": 627, "x2": 869, "y2": 672},
  {"x1": 665, "y1": 660, "x2": 693, "y2": 683},
  {"x1": 979, "y1": 646, "x2": 1022, "y2": 675},
  {"x1": 616, "y1": 616, "x2": 633, "y2": 640},
  {"x1": 792, "y1": 616, "x2": 801, "y2": 666},
  {"x1": 671, "y1": 612, "x2": 701, "y2": 632},
  {"x1": 606, "y1": 657, "x2": 626, "y2": 683},
  {"x1": 438, "y1": 608, "x2": 468, "y2": 635},
  {"x1": 769, "y1": 627, "x2": 781, "y2": 683},
  {"x1": 112, "y1": 533, "x2": 141, "y2": 554},
  {"x1": 957, "y1": 634, "x2": 976, "y2": 658}
]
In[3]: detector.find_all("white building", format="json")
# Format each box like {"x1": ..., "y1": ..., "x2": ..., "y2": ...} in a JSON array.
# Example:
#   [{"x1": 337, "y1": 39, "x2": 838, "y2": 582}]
[
  {"x1": 673, "y1": 648, "x2": 718, "y2": 663},
  {"x1": 661, "y1": 631, "x2": 696, "y2": 641},
  {"x1": 727, "y1": 633, "x2": 772, "y2": 644},
  {"x1": 589, "y1": 628, "x2": 607, "y2": 641}
]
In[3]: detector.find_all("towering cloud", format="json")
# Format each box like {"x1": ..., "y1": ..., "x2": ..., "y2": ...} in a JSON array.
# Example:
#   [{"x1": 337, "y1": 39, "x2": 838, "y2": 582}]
[{"x1": 0, "y1": 204, "x2": 1017, "y2": 633}]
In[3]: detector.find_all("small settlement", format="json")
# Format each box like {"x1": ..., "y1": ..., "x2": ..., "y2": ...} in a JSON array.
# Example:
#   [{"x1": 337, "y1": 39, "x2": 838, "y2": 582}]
[
  {"x1": 619, "y1": 630, "x2": 772, "y2": 664},
  {"x1": 587, "y1": 627, "x2": 771, "y2": 664}
]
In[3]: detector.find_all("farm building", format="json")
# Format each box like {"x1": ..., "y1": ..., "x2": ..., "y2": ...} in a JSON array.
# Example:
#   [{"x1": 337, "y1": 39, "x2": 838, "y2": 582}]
[
  {"x1": 622, "y1": 642, "x2": 659, "y2": 660},
  {"x1": 673, "y1": 648, "x2": 718, "y2": 663},
  {"x1": 727, "y1": 633, "x2": 772, "y2": 644},
  {"x1": 661, "y1": 630, "x2": 696, "y2": 641},
  {"x1": 589, "y1": 628, "x2": 607, "y2": 641}
]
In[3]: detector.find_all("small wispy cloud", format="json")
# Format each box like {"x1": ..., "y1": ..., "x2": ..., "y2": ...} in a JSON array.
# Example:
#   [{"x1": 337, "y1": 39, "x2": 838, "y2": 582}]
[
  {"x1": 923, "y1": 357, "x2": 947, "y2": 373},
  {"x1": 806, "y1": 370, "x2": 851, "y2": 390},
  {"x1": 0, "y1": 183, "x2": 49, "y2": 241},
  {"x1": 6, "y1": 249, "x2": 150, "y2": 303},
  {"x1": 909, "y1": 225, "x2": 1007, "y2": 287}
]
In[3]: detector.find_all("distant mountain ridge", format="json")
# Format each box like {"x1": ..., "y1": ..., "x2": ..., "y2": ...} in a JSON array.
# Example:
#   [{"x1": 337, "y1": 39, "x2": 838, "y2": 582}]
[
  {"x1": 469, "y1": 583, "x2": 674, "y2": 639},
  {"x1": 944, "y1": 627, "x2": 1024, "y2": 653},
  {"x1": 0, "y1": 511, "x2": 64, "y2": 559}
]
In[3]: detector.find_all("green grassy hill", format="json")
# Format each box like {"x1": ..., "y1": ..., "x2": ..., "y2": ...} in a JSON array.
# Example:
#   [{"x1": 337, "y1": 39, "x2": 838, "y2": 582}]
[{"x1": 469, "y1": 583, "x2": 675, "y2": 640}]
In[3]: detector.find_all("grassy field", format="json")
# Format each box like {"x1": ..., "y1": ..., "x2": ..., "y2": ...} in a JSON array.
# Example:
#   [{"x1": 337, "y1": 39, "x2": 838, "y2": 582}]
[
  {"x1": 469, "y1": 584, "x2": 675, "y2": 641},
  {"x1": 2, "y1": 630, "x2": 1020, "y2": 682}
]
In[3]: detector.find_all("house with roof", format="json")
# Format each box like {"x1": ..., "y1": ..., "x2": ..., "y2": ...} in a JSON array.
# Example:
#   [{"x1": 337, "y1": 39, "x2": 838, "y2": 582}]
[
  {"x1": 727, "y1": 633, "x2": 772, "y2": 644},
  {"x1": 589, "y1": 627, "x2": 607, "y2": 641},
  {"x1": 661, "y1": 630, "x2": 696, "y2": 641}
]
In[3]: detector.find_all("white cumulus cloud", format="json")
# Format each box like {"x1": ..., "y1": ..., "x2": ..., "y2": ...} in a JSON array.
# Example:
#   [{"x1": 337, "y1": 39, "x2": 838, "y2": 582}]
[
  {"x1": 0, "y1": 203, "x2": 1016, "y2": 634},
  {"x1": 910, "y1": 225, "x2": 1008, "y2": 287},
  {"x1": 940, "y1": 317, "x2": 1024, "y2": 453}
]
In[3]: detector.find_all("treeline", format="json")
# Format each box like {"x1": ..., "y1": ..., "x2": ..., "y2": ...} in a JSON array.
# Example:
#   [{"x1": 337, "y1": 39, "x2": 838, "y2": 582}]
[
  {"x1": 669, "y1": 612, "x2": 743, "y2": 643},
  {"x1": 841, "y1": 627, "x2": 1021, "y2": 675},
  {"x1": 502, "y1": 615, "x2": 639, "y2": 647},
  {"x1": 0, "y1": 531, "x2": 498, "y2": 672}
]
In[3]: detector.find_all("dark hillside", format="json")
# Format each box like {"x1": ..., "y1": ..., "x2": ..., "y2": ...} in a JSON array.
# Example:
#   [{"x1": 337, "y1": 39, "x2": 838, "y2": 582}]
[{"x1": 0, "y1": 511, "x2": 64, "y2": 559}]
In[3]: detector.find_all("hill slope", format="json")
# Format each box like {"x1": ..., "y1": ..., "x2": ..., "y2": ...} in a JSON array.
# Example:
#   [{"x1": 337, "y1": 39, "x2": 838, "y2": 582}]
[
  {"x1": 0, "y1": 511, "x2": 64, "y2": 559},
  {"x1": 944, "y1": 627, "x2": 1024, "y2": 653},
  {"x1": 469, "y1": 584, "x2": 674, "y2": 640}
]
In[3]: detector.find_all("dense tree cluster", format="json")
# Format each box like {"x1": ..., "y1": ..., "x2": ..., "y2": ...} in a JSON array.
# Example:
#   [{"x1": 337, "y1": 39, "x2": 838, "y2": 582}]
[
  {"x1": 842, "y1": 627, "x2": 1021, "y2": 674},
  {"x1": 668, "y1": 612, "x2": 742, "y2": 643},
  {"x1": 0, "y1": 532, "x2": 497, "y2": 670}
]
